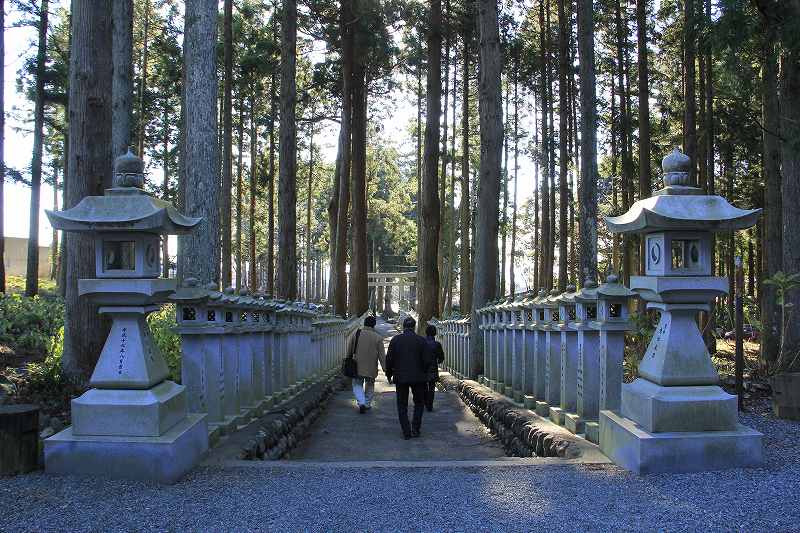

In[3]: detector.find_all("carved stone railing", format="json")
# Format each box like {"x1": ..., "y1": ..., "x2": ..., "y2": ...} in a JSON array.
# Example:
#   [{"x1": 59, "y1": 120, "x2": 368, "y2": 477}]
[
  {"x1": 171, "y1": 281, "x2": 362, "y2": 442},
  {"x1": 433, "y1": 275, "x2": 635, "y2": 444}
]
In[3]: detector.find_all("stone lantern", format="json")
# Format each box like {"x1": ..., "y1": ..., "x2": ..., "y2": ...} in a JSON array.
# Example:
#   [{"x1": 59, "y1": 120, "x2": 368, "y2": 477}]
[
  {"x1": 551, "y1": 285, "x2": 578, "y2": 426},
  {"x1": 570, "y1": 279, "x2": 599, "y2": 436},
  {"x1": 600, "y1": 148, "x2": 763, "y2": 474},
  {"x1": 532, "y1": 288, "x2": 549, "y2": 415},
  {"x1": 43, "y1": 150, "x2": 208, "y2": 483}
]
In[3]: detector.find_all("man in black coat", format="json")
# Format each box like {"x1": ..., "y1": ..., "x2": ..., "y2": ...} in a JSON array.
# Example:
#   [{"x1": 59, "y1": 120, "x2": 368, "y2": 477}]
[
  {"x1": 424, "y1": 324, "x2": 445, "y2": 412},
  {"x1": 385, "y1": 316, "x2": 432, "y2": 439}
]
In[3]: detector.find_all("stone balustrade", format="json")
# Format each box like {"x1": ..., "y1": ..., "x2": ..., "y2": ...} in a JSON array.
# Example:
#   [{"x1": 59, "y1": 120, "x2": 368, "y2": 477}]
[
  {"x1": 433, "y1": 275, "x2": 635, "y2": 444},
  {"x1": 171, "y1": 281, "x2": 362, "y2": 442}
]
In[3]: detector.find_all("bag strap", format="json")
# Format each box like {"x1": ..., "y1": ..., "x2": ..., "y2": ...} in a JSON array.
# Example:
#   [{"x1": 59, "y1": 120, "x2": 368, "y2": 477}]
[{"x1": 348, "y1": 329, "x2": 362, "y2": 359}]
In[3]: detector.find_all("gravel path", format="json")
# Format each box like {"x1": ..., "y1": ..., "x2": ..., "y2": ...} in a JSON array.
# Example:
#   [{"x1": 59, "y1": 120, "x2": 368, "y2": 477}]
[{"x1": 1, "y1": 398, "x2": 798, "y2": 532}]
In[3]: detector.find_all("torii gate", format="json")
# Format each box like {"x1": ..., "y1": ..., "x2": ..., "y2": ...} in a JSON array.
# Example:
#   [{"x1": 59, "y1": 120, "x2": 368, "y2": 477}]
[{"x1": 367, "y1": 271, "x2": 417, "y2": 312}]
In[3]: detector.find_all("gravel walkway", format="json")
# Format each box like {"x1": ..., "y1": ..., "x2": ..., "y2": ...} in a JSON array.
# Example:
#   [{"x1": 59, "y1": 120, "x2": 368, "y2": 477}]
[{"x1": 1, "y1": 398, "x2": 798, "y2": 532}]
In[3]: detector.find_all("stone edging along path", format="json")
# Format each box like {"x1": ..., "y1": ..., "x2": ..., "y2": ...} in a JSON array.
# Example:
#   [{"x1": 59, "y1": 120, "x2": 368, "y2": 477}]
[
  {"x1": 205, "y1": 372, "x2": 347, "y2": 462},
  {"x1": 440, "y1": 374, "x2": 596, "y2": 459}
]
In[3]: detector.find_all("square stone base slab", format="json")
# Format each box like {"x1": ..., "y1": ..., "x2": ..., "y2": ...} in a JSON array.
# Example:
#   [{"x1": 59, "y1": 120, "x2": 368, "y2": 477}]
[
  {"x1": 45, "y1": 414, "x2": 208, "y2": 484},
  {"x1": 549, "y1": 406, "x2": 565, "y2": 426},
  {"x1": 564, "y1": 412, "x2": 584, "y2": 434},
  {"x1": 599, "y1": 410, "x2": 763, "y2": 475},
  {"x1": 584, "y1": 421, "x2": 600, "y2": 444},
  {"x1": 487, "y1": 379, "x2": 496, "y2": 391},
  {"x1": 71, "y1": 381, "x2": 186, "y2": 437},
  {"x1": 504, "y1": 386, "x2": 514, "y2": 398},
  {"x1": 622, "y1": 379, "x2": 738, "y2": 433},
  {"x1": 535, "y1": 401, "x2": 550, "y2": 417},
  {"x1": 523, "y1": 395, "x2": 536, "y2": 409}
]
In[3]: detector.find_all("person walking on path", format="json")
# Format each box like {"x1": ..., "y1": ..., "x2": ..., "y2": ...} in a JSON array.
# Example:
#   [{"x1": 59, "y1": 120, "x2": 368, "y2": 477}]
[
  {"x1": 350, "y1": 315, "x2": 387, "y2": 414},
  {"x1": 424, "y1": 324, "x2": 445, "y2": 412},
  {"x1": 385, "y1": 316, "x2": 432, "y2": 439}
]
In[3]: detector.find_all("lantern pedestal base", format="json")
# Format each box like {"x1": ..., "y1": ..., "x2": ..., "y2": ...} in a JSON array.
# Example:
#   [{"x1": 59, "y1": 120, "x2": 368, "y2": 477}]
[
  {"x1": 564, "y1": 412, "x2": 584, "y2": 434},
  {"x1": 44, "y1": 414, "x2": 208, "y2": 484},
  {"x1": 599, "y1": 410, "x2": 762, "y2": 474}
]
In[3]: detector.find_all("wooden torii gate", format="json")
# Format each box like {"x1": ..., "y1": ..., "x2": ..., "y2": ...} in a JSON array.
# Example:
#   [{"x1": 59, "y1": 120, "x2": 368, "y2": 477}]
[{"x1": 367, "y1": 271, "x2": 417, "y2": 312}]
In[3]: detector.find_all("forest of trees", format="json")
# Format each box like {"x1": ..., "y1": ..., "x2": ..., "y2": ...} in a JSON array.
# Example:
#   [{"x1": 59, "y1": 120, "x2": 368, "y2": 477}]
[{"x1": 3, "y1": 0, "x2": 800, "y2": 378}]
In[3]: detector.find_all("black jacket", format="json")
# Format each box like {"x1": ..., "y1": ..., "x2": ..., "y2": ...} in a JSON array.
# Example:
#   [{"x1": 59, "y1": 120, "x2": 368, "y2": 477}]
[
  {"x1": 425, "y1": 337, "x2": 445, "y2": 381},
  {"x1": 386, "y1": 329, "x2": 432, "y2": 384}
]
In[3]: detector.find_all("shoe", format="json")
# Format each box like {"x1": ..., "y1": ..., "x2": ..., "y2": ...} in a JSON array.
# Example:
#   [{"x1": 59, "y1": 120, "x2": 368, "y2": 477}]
[
  {"x1": 403, "y1": 433, "x2": 412, "y2": 440},
  {"x1": 426, "y1": 406, "x2": 433, "y2": 412},
  {"x1": 411, "y1": 429, "x2": 421, "y2": 438},
  {"x1": 359, "y1": 405, "x2": 367, "y2": 414},
  {"x1": 364, "y1": 405, "x2": 372, "y2": 411}
]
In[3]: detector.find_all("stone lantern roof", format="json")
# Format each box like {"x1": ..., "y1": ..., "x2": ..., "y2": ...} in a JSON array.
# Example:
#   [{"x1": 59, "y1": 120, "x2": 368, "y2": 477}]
[
  {"x1": 45, "y1": 151, "x2": 201, "y2": 235},
  {"x1": 574, "y1": 279, "x2": 599, "y2": 302},
  {"x1": 605, "y1": 148, "x2": 760, "y2": 235}
]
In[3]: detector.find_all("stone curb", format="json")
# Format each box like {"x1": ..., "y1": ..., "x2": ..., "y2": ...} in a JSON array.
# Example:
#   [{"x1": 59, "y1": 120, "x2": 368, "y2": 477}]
[{"x1": 441, "y1": 374, "x2": 582, "y2": 459}]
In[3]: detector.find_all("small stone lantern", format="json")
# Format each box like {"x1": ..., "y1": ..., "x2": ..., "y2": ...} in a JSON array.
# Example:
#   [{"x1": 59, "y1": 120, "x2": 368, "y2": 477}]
[
  {"x1": 551, "y1": 285, "x2": 578, "y2": 426},
  {"x1": 43, "y1": 150, "x2": 207, "y2": 483},
  {"x1": 531, "y1": 288, "x2": 549, "y2": 415},
  {"x1": 571, "y1": 279, "x2": 599, "y2": 436},
  {"x1": 600, "y1": 148, "x2": 763, "y2": 474}
]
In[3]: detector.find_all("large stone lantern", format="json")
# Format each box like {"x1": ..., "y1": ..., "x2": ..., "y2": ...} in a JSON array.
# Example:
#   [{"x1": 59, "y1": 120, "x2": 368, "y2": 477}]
[
  {"x1": 599, "y1": 148, "x2": 763, "y2": 474},
  {"x1": 43, "y1": 150, "x2": 208, "y2": 483}
]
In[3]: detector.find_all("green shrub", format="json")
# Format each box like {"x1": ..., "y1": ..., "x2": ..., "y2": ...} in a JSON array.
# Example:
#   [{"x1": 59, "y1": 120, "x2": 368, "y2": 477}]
[
  {"x1": 624, "y1": 310, "x2": 657, "y2": 382},
  {"x1": 0, "y1": 292, "x2": 64, "y2": 357},
  {"x1": 148, "y1": 304, "x2": 182, "y2": 382}
]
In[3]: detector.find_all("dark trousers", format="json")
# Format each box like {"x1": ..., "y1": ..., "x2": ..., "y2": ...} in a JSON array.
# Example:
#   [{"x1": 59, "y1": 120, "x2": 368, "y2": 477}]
[
  {"x1": 424, "y1": 380, "x2": 436, "y2": 410},
  {"x1": 395, "y1": 382, "x2": 426, "y2": 436}
]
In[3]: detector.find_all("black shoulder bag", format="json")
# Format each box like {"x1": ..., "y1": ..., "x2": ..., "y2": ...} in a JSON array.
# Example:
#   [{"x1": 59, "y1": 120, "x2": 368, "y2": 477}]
[{"x1": 342, "y1": 329, "x2": 361, "y2": 378}]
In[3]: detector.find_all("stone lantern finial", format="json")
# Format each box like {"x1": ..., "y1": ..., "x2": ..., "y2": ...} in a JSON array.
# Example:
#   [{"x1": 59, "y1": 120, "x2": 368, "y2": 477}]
[
  {"x1": 662, "y1": 147, "x2": 692, "y2": 187},
  {"x1": 114, "y1": 148, "x2": 145, "y2": 189}
]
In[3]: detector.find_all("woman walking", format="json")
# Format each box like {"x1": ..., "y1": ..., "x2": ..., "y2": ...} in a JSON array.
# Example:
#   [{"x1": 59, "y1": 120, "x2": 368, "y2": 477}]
[{"x1": 350, "y1": 315, "x2": 387, "y2": 413}]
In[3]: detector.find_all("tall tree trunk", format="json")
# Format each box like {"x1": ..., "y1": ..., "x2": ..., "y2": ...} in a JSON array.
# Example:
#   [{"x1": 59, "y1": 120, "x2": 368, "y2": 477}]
[
  {"x1": 306, "y1": 110, "x2": 315, "y2": 301},
  {"x1": 62, "y1": 0, "x2": 113, "y2": 379},
  {"x1": 684, "y1": 0, "x2": 697, "y2": 185},
  {"x1": 221, "y1": 0, "x2": 233, "y2": 287},
  {"x1": 111, "y1": 0, "x2": 133, "y2": 163},
  {"x1": 500, "y1": 80, "x2": 509, "y2": 295},
  {"x1": 538, "y1": 0, "x2": 551, "y2": 290},
  {"x1": 249, "y1": 92, "x2": 258, "y2": 291},
  {"x1": 50, "y1": 164, "x2": 59, "y2": 280},
  {"x1": 557, "y1": 0, "x2": 569, "y2": 291},
  {"x1": 277, "y1": 0, "x2": 298, "y2": 300},
  {"x1": 779, "y1": 2, "x2": 800, "y2": 368},
  {"x1": 760, "y1": 22, "x2": 782, "y2": 367},
  {"x1": 161, "y1": 103, "x2": 170, "y2": 278},
  {"x1": 419, "y1": 0, "x2": 442, "y2": 330},
  {"x1": 267, "y1": 71, "x2": 277, "y2": 295},
  {"x1": 178, "y1": 0, "x2": 220, "y2": 286},
  {"x1": 636, "y1": 0, "x2": 651, "y2": 198},
  {"x1": 136, "y1": 0, "x2": 150, "y2": 158},
  {"x1": 577, "y1": 0, "x2": 597, "y2": 284},
  {"x1": 509, "y1": 51, "x2": 519, "y2": 295},
  {"x1": 327, "y1": 125, "x2": 342, "y2": 305},
  {"x1": 471, "y1": 0, "x2": 502, "y2": 377},
  {"x1": 438, "y1": 0, "x2": 451, "y2": 312},
  {"x1": 26, "y1": 0, "x2": 49, "y2": 297},
  {"x1": 0, "y1": 0, "x2": 4, "y2": 294},
  {"x1": 235, "y1": 103, "x2": 244, "y2": 290},
  {"x1": 533, "y1": 98, "x2": 540, "y2": 290},
  {"x1": 459, "y1": 19, "x2": 472, "y2": 313},
  {"x1": 446, "y1": 49, "x2": 458, "y2": 314},
  {"x1": 614, "y1": 0, "x2": 633, "y2": 285},
  {"x1": 349, "y1": 38, "x2": 368, "y2": 315},
  {"x1": 334, "y1": 0, "x2": 354, "y2": 315}
]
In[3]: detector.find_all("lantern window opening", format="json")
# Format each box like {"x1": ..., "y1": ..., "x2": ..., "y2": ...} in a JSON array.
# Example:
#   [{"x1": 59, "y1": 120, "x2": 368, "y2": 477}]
[
  {"x1": 208, "y1": 310, "x2": 216, "y2": 322},
  {"x1": 182, "y1": 307, "x2": 196, "y2": 321},
  {"x1": 587, "y1": 305, "x2": 597, "y2": 320},
  {"x1": 610, "y1": 303, "x2": 622, "y2": 318},
  {"x1": 225, "y1": 311, "x2": 233, "y2": 323},
  {"x1": 526, "y1": 309, "x2": 533, "y2": 321},
  {"x1": 103, "y1": 240, "x2": 136, "y2": 272},
  {"x1": 567, "y1": 306, "x2": 576, "y2": 321},
  {"x1": 552, "y1": 311, "x2": 560, "y2": 322},
  {"x1": 240, "y1": 311, "x2": 247, "y2": 322},
  {"x1": 538, "y1": 310, "x2": 545, "y2": 321}
]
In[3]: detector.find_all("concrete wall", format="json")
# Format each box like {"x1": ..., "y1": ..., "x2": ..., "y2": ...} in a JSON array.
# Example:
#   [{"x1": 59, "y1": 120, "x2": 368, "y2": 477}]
[{"x1": 3, "y1": 237, "x2": 51, "y2": 278}]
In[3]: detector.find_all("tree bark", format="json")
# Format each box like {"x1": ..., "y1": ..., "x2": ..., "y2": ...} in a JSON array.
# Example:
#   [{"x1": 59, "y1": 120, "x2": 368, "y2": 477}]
[
  {"x1": 235, "y1": 102, "x2": 244, "y2": 290},
  {"x1": 161, "y1": 103, "x2": 170, "y2": 278},
  {"x1": 26, "y1": 0, "x2": 49, "y2": 297},
  {"x1": 333, "y1": 0, "x2": 354, "y2": 315},
  {"x1": 221, "y1": 0, "x2": 233, "y2": 287},
  {"x1": 349, "y1": 22, "x2": 368, "y2": 316},
  {"x1": 62, "y1": 0, "x2": 113, "y2": 378},
  {"x1": 111, "y1": 0, "x2": 133, "y2": 163},
  {"x1": 538, "y1": 0, "x2": 552, "y2": 290},
  {"x1": 178, "y1": 0, "x2": 220, "y2": 286},
  {"x1": 136, "y1": 0, "x2": 150, "y2": 158},
  {"x1": 557, "y1": 0, "x2": 569, "y2": 290},
  {"x1": 459, "y1": 19, "x2": 472, "y2": 313},
  {"x1": 267, "y1": 71, "x2": 277, "y2": 295},
  {"x1": 760, "y1": 21, "x2": 782, "y2": 367},
  {"x1": 249, "y1": 92, "x2": 258, "y2": 291},
  {"x1": 684, "y1": 0, "x2": 697, "y2": 185},
  {"x1": 277, "y1": 0, "x2": 298, "y2": 300},
  {"x1": 470, "y1": 0, "x2": 502, "y2": 378},
  {"x1": 306, "y1": 109, "x2": 315, "y2": 301},
  {"x1": 418, "y1": 0, "x2": 442, "y2": 330},
  {"x1": 0, "y1": 0, "x2": 4, "y2": 294},
  {"x1": 577, "y1": 0, "x2": 597, "y2": 284},
  {"x1": 509, "y1": 50, "x2": 519, "y2": 296},
  {"x1": 614, "y1": 0, "x2": 633, "y2": 285},
  {"x1": 438, "y1": 0, "x2": 451, "y2": 312}
]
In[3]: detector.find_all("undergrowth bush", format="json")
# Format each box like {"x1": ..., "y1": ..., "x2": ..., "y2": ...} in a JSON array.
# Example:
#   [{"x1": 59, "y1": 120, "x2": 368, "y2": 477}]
[
  {"x1": 148, "y1": 304, "x2": 181, "y2": 382},
  {"x1": 0, "y1": 291, "x2": 64, "y2": 357},
  {"x1": 624, "y1": 310, "x2": 657, "y2": 382}
]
